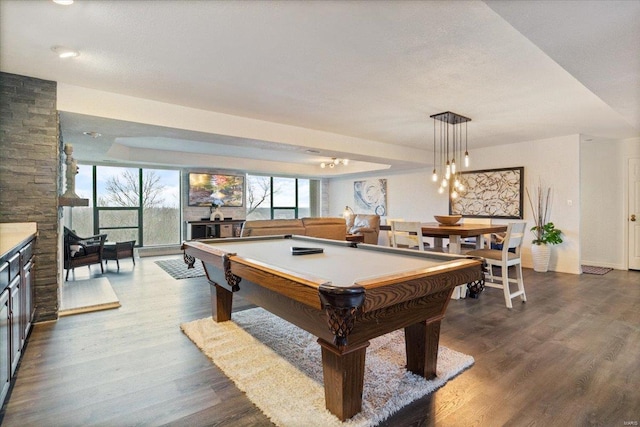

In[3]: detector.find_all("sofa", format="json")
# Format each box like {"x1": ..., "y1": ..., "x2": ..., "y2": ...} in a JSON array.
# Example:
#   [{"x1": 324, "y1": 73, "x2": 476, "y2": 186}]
[
  {"x1": 240, "y1": 217, "x2": 347, "y2": 241},
  {"x1": 346, "y1": 214, "x2": 381, "y2": 245},
  {"x1": 301, "y1": 217, "x2": 347, "y2": 241}
]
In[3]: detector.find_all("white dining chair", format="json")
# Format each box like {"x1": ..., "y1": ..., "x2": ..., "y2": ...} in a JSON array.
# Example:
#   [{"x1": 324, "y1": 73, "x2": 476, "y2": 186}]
[
  {"x1": 390, "y1": 221, "x2": 426, "y2": 251},
  {"x1": 379, "y1": 218, "x2": 404, "y2": 246},
  {"x1": 466, "y1": 222, "x2": 527, "y2": 308}
]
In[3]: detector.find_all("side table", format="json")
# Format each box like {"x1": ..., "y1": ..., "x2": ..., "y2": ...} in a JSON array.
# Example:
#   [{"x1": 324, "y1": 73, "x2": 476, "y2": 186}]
[
  {"x1": 345, "y1": 234, "x2": 365, "y2": 243},
  {"x1": 103, "y1": 240, "x2": 136, "y2": 270}
]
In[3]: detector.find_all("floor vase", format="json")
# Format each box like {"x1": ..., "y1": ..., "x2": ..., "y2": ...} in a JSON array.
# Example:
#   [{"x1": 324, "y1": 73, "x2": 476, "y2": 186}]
[{"x1": 531, "y1": 244, "x2": 551, "y2": 272}]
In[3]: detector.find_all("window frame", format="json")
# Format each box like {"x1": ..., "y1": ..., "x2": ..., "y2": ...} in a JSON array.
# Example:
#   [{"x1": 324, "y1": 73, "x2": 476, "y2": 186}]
[{"x1": 247, "y1": 175, "x2": 317, "y2": 220}]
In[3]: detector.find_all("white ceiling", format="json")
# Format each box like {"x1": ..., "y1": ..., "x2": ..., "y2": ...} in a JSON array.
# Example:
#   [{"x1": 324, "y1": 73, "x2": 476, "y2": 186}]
[{"x1": 1, "y1": 0, "x2": 639, "y2": 177}]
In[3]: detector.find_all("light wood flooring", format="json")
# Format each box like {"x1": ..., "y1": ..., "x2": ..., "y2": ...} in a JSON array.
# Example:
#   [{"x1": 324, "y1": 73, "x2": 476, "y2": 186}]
[
  {"x1": 1, "y1": 256, "x2": 639, "y2": 426},
  {"x1": 59, "y1": 276, "x2": 120, "y2": 316}
]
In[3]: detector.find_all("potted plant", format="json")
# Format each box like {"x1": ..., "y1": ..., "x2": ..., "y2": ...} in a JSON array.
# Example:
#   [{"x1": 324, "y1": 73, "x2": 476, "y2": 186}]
[{"x1": 526, "y1": 183, "x2": 563, "y2": 272}]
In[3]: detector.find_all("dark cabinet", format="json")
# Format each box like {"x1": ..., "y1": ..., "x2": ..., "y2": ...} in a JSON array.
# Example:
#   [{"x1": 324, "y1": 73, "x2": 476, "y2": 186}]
[
  {"x1": 0, "y1": 281, "x2": 9, "y2": 406},
  {"x1": 0, "y1": 224, "x2": 36, "y2": 408},
  {"x1": 186, "y1": 220, "x2": 245, "y2": 240},
  {"x1": 8, "y1": 275, "x2": 20, "y2": 376},
  {"x1": 21, "y1": 256, "x2": 34, "y2": 344}
]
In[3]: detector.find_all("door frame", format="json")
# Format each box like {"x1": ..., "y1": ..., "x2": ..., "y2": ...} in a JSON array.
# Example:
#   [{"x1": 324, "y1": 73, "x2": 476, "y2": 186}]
[{"x1": 628, "y1": 157, "x2": 640, "y2": 270}]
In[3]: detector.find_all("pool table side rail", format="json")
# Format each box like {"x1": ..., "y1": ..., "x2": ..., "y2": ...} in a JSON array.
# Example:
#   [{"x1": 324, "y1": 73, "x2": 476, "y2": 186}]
[
  {"x1": 231, "y1": 258, "x2": 334, "y2": 309},
  {"x1": 356, "y1": 259, "x2": 482, "y2": 312}
]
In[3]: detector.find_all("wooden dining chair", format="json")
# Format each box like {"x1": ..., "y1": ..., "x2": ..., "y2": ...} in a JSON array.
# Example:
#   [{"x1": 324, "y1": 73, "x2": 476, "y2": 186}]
[
  {"x1": 390, "y1": 221, "x2": 426, "y2": 251},
  {"x1": 467, "y1": 222, "x2": 527, "y2": 308}
]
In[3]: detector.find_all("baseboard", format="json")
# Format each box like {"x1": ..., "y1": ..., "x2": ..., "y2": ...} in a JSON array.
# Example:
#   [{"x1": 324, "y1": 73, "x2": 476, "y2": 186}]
[{"x1": 137, "y1": 245, "x2": 182, "y2": 258}]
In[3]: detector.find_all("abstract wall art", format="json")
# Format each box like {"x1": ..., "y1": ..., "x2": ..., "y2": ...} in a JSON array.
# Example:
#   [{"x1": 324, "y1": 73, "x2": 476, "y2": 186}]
[
  {"x1": 354, "y1": 179, "x2": 387, "y2": 215},
  {"x1": 450, "y1": 167, "x2": 524, "y2": 218}
]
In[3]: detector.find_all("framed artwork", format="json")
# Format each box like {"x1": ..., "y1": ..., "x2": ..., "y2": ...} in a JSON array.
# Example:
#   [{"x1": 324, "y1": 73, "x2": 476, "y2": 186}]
[
  {"x1": 188, "y1": 173, "x2": 244, "y2": 207},
  {"x1": 450, "y1": 167, "x2": 524, "y2": 218},
  {"x1": 354, "y1": 179, "x2": 387, "y2": 215}
]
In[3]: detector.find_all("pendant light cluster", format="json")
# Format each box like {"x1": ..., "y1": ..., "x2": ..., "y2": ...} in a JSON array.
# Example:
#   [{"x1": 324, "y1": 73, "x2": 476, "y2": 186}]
[{"x1": 430, "y1": 111, "x2": 471, "y2": 198}]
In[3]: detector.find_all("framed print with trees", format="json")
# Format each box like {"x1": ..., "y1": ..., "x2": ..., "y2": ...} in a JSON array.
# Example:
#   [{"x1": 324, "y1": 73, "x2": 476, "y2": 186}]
[{"x1": 188, "y1": 173, "x2": 244, "y2": 207}]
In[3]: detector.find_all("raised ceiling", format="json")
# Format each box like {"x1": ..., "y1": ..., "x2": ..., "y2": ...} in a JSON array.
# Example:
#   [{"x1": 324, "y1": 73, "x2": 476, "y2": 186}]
[{"x1": 1, "y1": 0, "x2": 638, "y2": 177}]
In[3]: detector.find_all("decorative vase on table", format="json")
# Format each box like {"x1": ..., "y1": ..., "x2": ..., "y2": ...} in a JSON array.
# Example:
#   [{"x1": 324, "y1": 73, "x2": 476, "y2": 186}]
[{"x1": 531, "y1": 243, "x2": 551, "y2": 272}]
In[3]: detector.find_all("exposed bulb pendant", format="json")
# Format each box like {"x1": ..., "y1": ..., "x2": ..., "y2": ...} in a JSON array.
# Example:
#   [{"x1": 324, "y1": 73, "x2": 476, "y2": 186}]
[
  {"x1": 430, "y1": 111, "x2": 472, "y2": 196},
  {"x1": 464, "y1": 121, "x2": 470, "y2": 167}
]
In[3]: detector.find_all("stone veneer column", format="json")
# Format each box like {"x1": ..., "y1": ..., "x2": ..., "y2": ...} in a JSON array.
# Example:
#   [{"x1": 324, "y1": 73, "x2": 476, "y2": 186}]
[
  {"x1": 321, "y1": 178, "x2": 331, "y2": 217},
  {"x1": 0, "y1": 72, "x2": 59, "y2": 321}
]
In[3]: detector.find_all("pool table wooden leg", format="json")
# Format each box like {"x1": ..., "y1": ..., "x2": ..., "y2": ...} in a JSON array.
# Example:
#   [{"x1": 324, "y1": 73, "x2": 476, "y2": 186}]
[
  {"x1": 404, "y1": 319, "x2": 441, "y2": 380},
  {"x1": 317, "y1": 339, "x2": 370, "y2": 421},
  {"x1": 210, "y1": 283, "x2": 232, "y2": 322}
]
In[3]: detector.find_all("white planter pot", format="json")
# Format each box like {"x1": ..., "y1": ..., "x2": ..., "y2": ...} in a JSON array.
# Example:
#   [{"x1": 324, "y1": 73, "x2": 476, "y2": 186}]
[{"x1": 531, "y1": 244, "x2": 551, "y2": 272}]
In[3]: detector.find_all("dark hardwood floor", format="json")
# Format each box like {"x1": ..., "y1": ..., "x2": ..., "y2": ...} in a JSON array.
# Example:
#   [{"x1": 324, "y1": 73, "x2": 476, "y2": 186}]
[{"x1": 1, "y1": 256, "x2": 638, "y2": 426}]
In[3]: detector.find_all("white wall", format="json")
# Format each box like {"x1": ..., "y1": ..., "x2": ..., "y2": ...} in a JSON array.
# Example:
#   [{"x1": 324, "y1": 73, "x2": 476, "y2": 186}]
[{"x1": 330, "y1": 134, "x2": 582, "y2": 274}]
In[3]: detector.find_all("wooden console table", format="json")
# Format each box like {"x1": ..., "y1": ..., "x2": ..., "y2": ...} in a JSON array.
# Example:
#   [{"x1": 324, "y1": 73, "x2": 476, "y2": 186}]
[{"x1": 186, "y1": 220, "x2": 245, "y2": 240}]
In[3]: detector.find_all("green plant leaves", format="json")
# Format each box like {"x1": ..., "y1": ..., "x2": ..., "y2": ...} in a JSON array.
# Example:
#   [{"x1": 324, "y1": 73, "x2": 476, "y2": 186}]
[{"x1": 530, "y1": 222, "x2": 563, "y2": 245}]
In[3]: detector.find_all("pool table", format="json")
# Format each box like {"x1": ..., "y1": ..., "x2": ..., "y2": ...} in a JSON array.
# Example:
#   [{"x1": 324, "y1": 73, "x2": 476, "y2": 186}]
[{"x1": 182, "y1": 235, "x2": 483, "y2": 420}]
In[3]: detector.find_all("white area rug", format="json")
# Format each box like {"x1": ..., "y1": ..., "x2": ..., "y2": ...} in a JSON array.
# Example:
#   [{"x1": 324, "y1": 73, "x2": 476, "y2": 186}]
[
  {"x1": 181, "y1": 307, "x2": 474, "y2": 426},
  {"x1": 60, "y1": 276, "x2": 120, "y2": 316}
]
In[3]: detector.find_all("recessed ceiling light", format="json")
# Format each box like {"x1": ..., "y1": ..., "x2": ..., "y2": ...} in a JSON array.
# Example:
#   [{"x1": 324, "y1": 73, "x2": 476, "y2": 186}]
[
  {"x1": 51, "y1": 46, "x2": 79, "y2": 58},
  {"x1": 83, "y1": 131, "x2": 101, "y2": 138},
  {"x1": 53, "y1": 0, "x2": 74, "y2": 5}
]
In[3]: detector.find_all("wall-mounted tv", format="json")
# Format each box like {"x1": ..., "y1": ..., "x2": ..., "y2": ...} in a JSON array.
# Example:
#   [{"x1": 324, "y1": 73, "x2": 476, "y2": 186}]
[{"x1": 188, "y1": 173, "x2": 244, "y2": 207}]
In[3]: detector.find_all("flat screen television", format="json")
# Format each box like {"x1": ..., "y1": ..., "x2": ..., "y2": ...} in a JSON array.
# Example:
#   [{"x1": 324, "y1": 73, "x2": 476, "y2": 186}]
[{"x1": 188, "y1": 173, "x2": 244, "y2": 207}]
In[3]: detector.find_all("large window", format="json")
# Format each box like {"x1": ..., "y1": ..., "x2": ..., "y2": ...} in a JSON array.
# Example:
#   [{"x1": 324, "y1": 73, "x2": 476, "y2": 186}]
[
  {"x1": 69, "y1": 169, "x2": 316, "y2": 244},
  {"x1": 70, "y1": 165, "x2": 181, "y2": 246},
  {"x1": 142, "y1": 169, "x2": 180, "y2": 245},
  {"x1": 96, "y1": 166, "x2": 140, "y2": 243},
  {"x1": 68, "y1": 164, "x2": 94, "y2": 237},
  {"x1": 246, "y1": 175, "x2": 317, "y2": 220}
]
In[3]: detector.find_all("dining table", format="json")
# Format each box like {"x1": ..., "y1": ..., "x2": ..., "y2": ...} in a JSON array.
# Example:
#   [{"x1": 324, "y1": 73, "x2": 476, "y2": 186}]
[{"x1": 380, "y1": 221, "x2": 508, "y2": 298}]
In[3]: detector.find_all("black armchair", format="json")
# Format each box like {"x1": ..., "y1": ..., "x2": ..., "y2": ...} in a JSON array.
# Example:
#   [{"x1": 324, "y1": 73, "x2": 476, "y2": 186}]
[{"x1": 63, "y1": 227, "x2": 107, "y2": 281}]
